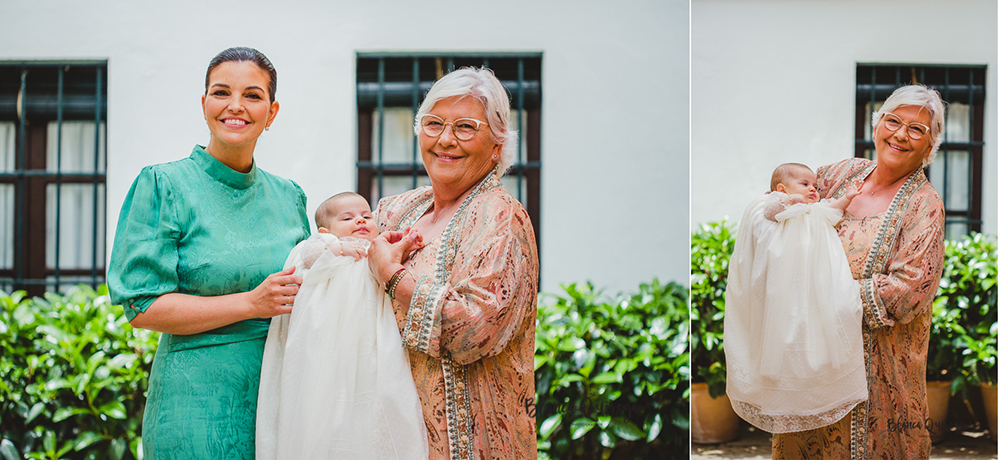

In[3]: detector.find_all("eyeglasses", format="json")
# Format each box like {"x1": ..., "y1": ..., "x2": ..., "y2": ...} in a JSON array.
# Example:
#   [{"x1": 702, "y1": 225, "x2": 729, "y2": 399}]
[
  {"x1": 419, "y1": 114, "x2": 487, "y2": 141},
  {"x1": 881, "y1": 113, "x2": 930, "y2": 140}
]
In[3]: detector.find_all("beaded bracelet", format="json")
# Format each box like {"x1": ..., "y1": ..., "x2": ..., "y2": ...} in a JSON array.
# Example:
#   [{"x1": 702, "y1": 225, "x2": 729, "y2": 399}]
[{"x1": 385, "y1": 268, "x2": 407, "y2": 299}]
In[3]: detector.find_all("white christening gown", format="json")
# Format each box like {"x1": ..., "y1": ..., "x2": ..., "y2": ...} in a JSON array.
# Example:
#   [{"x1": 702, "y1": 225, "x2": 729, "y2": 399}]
[
  {"x1": 256, "y1": 233, "x2": 428, "y2": 460},
  {"x1": 723, "y1": 193, "x2": 867, "y2": 433}
]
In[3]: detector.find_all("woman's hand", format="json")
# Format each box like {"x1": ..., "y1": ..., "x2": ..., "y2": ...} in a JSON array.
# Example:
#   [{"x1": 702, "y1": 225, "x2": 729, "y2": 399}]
[
  {"x1": 368, "y1": 228, "x2": 423, "y2": 284},
  {"x1": 245, "y1": 266, "x2": 302, "y2": 318}
]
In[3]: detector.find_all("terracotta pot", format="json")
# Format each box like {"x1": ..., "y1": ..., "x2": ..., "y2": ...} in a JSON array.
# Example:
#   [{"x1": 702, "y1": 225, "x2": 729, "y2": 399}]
[
  {"x1": 981, "y1": 383, "x2": 997, "y2": 439},
  {"x1": 926, "y1": 380, "x2": 952, "y2": 443},
  {"x1": 691, "y1": 382, "x2": 740, "y2": 444}
]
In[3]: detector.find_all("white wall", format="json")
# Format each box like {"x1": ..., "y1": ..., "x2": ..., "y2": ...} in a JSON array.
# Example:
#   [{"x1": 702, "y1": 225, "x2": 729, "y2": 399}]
[
  {"x1": 0, "y1": 0, "x2": 690, "y2": 294},
  {"x1": 692, "y1": 0, "x2": 998, "y2": 236}
]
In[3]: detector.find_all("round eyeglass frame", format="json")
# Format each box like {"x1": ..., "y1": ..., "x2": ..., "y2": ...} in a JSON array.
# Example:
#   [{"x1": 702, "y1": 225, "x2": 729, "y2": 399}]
[
  {"x1": 418, "y1": 114, "x2": 488, "y2": 141},
  {"x1": 881, "y1": 112, "x2": 930, "y2": 140}
]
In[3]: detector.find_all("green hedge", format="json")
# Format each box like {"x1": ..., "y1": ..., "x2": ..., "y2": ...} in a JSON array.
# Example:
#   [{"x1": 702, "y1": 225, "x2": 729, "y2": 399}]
[
  {"x1": 2, "y1": 280, "x2": 689, "y2": 459},
  {"x1": 0, "y1": 286, "x2": 159, "y2": 460},
  {"x1": 535, "y1": 279, "x2": 689, "y2": 460}
]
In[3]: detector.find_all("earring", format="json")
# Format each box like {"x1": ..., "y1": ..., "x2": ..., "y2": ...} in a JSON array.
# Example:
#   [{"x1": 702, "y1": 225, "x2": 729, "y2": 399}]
[
  {"x1": 265, "y1": 126, "x2": 270, "y2": 131},
  {"x1": 492, "y1": 154, "x2": 498, "y2": 161}
]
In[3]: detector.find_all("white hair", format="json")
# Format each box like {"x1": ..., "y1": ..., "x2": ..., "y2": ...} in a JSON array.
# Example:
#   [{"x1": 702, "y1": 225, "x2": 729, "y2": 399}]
[
  {"x1": 871, "y1": 84, "x2": 946, "y2": 168},
  {"x1": 413, "y1": 67, "x2": 519, "y2": 175}
]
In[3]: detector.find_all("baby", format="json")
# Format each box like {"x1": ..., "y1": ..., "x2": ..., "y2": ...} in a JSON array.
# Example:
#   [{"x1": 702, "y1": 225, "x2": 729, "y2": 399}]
[
  {"x1": 724, "y1": 163, "x2": 867, "y2": 434},
  {"x1": 256, "y1": 192, "x2": 427, "y2": 460},
  {"x1": 764, "y1": 163, "x2": 857, "y2": 219},
  {"x1": 303, "y1": 192, "x2": 378, "y2": 265}
]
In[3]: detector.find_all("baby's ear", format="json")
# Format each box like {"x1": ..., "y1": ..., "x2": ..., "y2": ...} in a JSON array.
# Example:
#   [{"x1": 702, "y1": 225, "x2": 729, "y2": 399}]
[
  {"x1": 775, "y1": 183, "x2": 787, "y2": 193},
  {"x1": 317, "y1": 227, "x2": 331, "y2": 234}
]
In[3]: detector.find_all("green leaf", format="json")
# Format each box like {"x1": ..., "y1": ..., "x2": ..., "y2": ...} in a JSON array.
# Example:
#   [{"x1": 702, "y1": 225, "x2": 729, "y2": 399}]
[
  {"x1": 0, "y1": 439, "x2": 19, "y2": 460},
  {"x1": 590, "y1": 371, "x2": 619, "y2": 384},
  {"x1": 43, "y1": 378, "x2": 70, "y2": 391},
  {"x1": 99, "y1": 401, "x2": 128, "y2": 420},
  {"x1": 109, "y1": 438, "x2": 127, "y2": 460},
  {"x1": 25, "y1": 402, "x2": 45, "y2": 424},
  {"x1": 647, "y1": 413, "x2": 663, "y2": 442},
  {"x1": 56, "y1": 439, "x2": 74, "y2": 457},
  {"x1": 53, "y1": 406, "x2": 88, "y2": 422},
  {"x1": 43, "y1": 430, "x2": 55, "y2": 454},
  {"x1": 538, "y1": 413, "x2": 562, "y2": 440},
  {"x1": 132, "y1": 438, "x2": 144, "y2": 460},
  {"x1": 73, "y1": 431, "x2": 105, "y2": 451},
  {"x1": 569, "y1": 418, "x2": 595, "y2": 440},
  {"x1": 598, "y1": 430, "x2": 615, "y2": 448},
  {"x1": 608, "y1": 417, "x2": 645, "y2": 441}
]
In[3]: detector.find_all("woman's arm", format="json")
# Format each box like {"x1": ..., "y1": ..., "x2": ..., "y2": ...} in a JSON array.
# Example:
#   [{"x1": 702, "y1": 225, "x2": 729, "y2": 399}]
[
  {"x1": 858, "y1": 189, "x2": 945, "y2": 328},
  {"x1": 130, "y1": 267, "x2": 301, "y2": 335},
  {"x1": 376, "y1": 203, "x2": 538, "y2": 365}
]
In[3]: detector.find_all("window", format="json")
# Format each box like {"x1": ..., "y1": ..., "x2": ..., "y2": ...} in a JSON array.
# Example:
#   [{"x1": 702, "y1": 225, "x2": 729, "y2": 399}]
[
  {"x1": 0, "y1": 62, "x2": 107, "y2": 296},
  {"x1": 356, "y1": 54, "x2": 542, "y2": 249},
  {"x1": 855, "y1": 64, "x2": 986, "y2": 239}
]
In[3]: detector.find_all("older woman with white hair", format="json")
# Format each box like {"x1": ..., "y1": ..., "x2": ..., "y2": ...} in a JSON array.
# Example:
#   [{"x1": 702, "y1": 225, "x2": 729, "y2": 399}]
[
  {"x1": 367, "y1": 67, "x2": 539, "y2": 459},
  {"x1": 773, "y1": 84, "x2": 946, "y2": 459}
]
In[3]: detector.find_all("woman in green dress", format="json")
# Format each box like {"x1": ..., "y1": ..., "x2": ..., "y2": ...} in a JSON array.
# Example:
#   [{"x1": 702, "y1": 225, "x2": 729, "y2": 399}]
[{"x1": 108, "y1": 47, "x2": 310, "y2": 460}]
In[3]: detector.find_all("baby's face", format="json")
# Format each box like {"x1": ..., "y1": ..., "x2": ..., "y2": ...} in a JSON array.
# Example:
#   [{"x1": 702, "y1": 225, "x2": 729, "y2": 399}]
[
  {"x1": 779, "y1": 169, "x2": 819, "y2": 203},
  {"x1": 324, "y1": 195, "x2": 377, "y2": 241}
]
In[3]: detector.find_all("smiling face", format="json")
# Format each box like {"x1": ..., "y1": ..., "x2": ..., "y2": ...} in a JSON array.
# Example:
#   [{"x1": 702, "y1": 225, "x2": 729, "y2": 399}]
[
  {"x1": 873, "y1": 105, "x2": 934, "y2": 175},
  {"x1": 318, "y1": 194, "x2": 377, "y2": 241},
  {"x1": 202, "y1": 61, "x2": 279, "y2": 160},
  {"x1": 418, "y1": 96, "x2": 502, "y2": 197},
  {"x1": 776, "y1": 167, "x2": 819, "y2": 203}
]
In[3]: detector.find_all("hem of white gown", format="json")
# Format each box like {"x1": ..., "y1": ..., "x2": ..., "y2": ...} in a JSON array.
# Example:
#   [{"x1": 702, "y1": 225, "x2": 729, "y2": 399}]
[{"x1": 730, "y1": 394, "x2": 867, "y2": 434}]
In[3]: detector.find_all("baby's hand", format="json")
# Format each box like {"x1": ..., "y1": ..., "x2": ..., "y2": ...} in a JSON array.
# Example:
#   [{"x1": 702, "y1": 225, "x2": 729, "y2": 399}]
[
  {"x1": 403, "y1": 227, "x2": 424, "y2": 246},
  {"x1": 400, "y1": 227, "x2": 424, "y2": 263},
  {"x1": 339, "y1": 241, "x2": 368, "y2": 261},
  {"x1": 788, "y1": 193, "x2": 807, "y2": 204},
  {"x1": 843, "y1": 182, "x2": 861, "y2": 202}
]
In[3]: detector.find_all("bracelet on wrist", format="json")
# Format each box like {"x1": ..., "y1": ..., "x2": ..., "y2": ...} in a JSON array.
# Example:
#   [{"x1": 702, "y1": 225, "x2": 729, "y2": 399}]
[{"x1": 385, "y1": 267, "x2": 407, "y2": 299}]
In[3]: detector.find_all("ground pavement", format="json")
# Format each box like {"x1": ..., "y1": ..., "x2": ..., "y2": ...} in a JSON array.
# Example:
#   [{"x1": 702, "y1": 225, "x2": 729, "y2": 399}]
[{"x1": 692, "y1": 421, "x2": 998, "y2": 460}]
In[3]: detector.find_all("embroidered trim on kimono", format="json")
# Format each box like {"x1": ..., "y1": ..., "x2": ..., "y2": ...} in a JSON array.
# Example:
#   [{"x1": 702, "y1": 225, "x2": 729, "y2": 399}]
[
  {"x1": 405, "y1": 274, "x2": 443, "y2": 352},
  {"x1": 400, "y1": 173, "x2": 502, "y2": 460},
  {"x1": 860, "y1": 280, "x2": 891, "y2": 329},
  {"x1": 830, "y1": 161, "x2": 927, "y2": 460}
]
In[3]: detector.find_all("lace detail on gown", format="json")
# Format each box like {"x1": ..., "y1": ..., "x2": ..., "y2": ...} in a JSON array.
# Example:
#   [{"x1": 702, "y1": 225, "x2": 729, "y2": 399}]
[{"x1": 732, "y1": 397, "x2": 866, "y2": 434}]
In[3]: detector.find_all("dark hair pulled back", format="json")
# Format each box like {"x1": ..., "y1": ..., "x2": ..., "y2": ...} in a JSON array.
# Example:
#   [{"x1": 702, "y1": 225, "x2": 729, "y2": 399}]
[{"x1": 205, "y1": 47, "x2": 277, "y2": 102}]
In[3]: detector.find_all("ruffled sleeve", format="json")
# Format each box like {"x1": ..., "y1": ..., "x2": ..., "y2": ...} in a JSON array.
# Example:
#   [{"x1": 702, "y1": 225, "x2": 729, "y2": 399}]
[
  {"x1": 763, "y1": 192, "x2": 791, "y2": 221},
  {"x1": 108, "y1": 167, "x2": 180, "y2": 321},
  {"x1": 401, "y1": 197, "x2": 538, "y2": 365}
]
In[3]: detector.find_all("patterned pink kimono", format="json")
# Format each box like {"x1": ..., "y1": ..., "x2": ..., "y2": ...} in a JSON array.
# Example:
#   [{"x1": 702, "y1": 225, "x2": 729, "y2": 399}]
[
  {"x1": 375, "y1": 173, "x2": 539, "y2": 460},
  {"x1": 773, "y1": 158, "x2": 945, "y2": 459}
]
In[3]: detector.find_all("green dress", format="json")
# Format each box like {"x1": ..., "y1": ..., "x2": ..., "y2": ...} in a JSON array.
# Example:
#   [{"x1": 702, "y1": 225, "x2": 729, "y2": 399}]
[{"x1": 108, "y1": 145, "x2": 310, "y2": 460}]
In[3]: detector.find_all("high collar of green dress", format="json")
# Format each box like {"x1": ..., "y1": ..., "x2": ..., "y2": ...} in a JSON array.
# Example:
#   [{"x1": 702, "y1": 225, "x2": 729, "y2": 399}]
[{"x1": 191, "y1": 144, "x2": 258, "y2": 190}]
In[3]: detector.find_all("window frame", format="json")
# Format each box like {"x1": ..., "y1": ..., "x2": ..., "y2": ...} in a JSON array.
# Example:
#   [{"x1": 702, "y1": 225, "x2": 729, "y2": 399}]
[{"x1": 0, "y1": 61, "x2": 108, "y2": 295}]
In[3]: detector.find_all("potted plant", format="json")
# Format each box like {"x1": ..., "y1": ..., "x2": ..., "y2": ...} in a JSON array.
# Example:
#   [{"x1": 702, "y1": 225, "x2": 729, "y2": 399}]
[
  {"x1": 690, "y1": 221, "x2": 740, "y2": 444},
  {"x1": 926, "y1": 296, "x2": 965, "y2": 442},
  {"x1": 937, "y1": 233, "x2": 998, "y2": 438}
]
